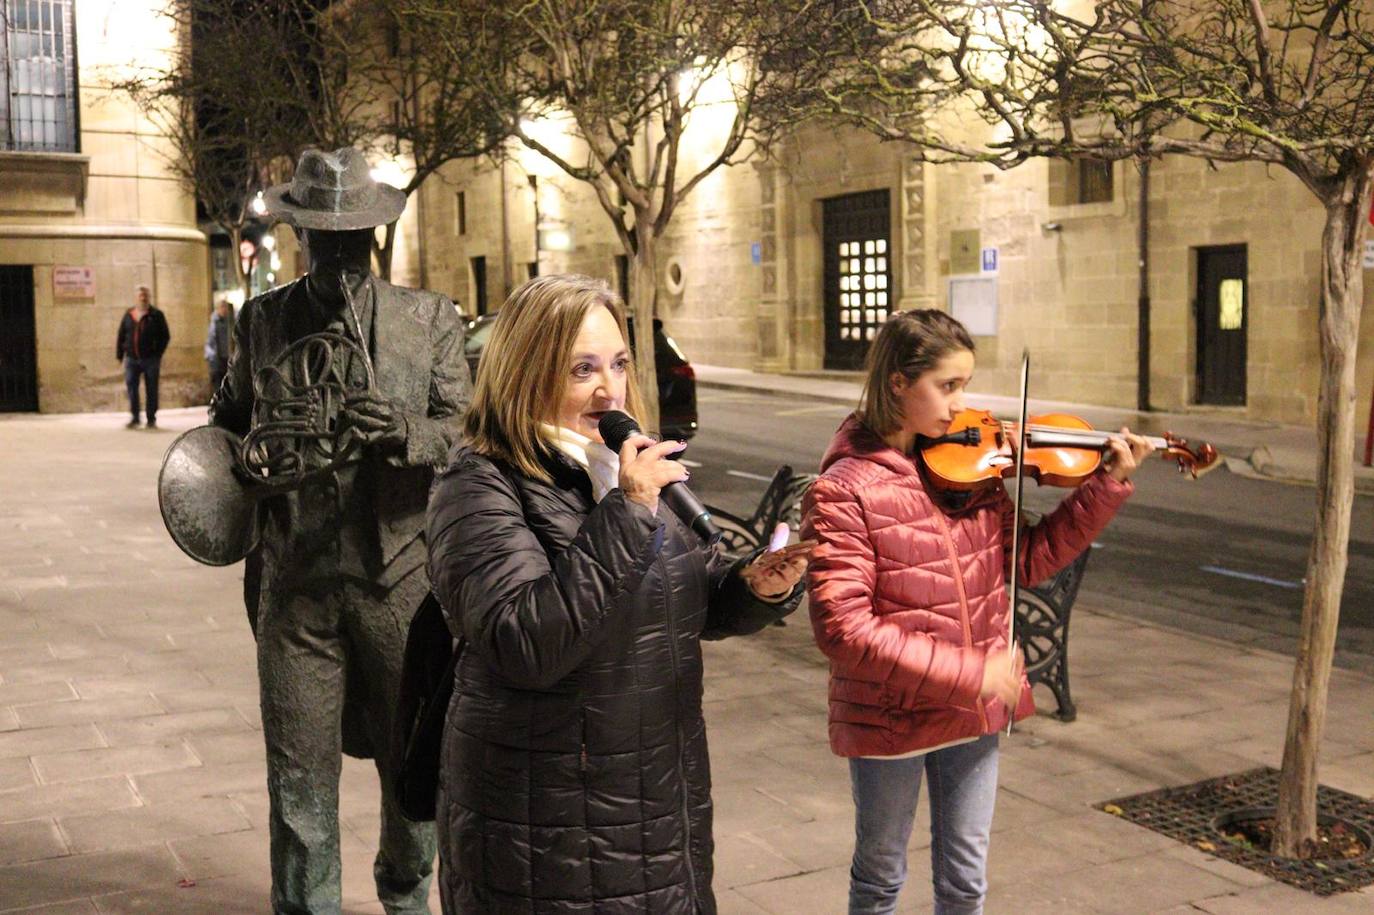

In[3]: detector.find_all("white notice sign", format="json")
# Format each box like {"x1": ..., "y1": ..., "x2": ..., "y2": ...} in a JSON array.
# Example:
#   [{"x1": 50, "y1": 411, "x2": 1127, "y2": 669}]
[
  {"x1": 1364, "y1": 239, "x2": 1374, "y2": 270},
  {"x1": 53, "y1": 266, "x2": 95, "y2": 298},
  {"x1": 948, "y1": 276, "x2": 998, "y2": 336}
]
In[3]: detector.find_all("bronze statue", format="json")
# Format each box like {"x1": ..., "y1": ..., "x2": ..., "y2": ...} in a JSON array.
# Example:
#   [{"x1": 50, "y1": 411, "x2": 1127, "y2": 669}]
[{"x1": 201, "y1": 148, "x2": 470, "y2": 913}]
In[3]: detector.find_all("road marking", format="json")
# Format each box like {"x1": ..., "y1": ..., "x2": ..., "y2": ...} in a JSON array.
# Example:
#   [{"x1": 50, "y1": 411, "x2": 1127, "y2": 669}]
[
  {"x1": 1199, "y1": 565, "x2": 1303, "y2": 590},
  {"x1": 696, "y1": 392, "x2": 780, "y2": 404},
  {"x1": 726, "y1": 469, "x2": 775, "y2": 482},
  {"x1": 774, "y1": 404, "x2": 851, "y2": 417},
  {"x1": 680, "y1": 458, "x2": 702, "y2": 468}
]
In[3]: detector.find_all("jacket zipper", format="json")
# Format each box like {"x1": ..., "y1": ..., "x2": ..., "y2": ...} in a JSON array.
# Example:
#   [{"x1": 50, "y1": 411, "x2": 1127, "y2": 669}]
[
  {"x1": 931, "y1": 507, "x2": 991, "y2": 731},
  {"x1": 658, "y1": 550, "x2": 699, "y2": 908}
]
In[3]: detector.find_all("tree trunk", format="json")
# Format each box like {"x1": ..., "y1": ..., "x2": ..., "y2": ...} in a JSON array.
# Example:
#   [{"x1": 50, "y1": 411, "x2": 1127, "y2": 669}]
[
  {"x1": 373, "y1": 221, "x2": 398, "y2": 282},
  {"x1": 1272, "y1": 174, "x2": 1370, "y2": 857},
  {"x1": 629, "y1": 233, "x2": 661, "y2": 433}
]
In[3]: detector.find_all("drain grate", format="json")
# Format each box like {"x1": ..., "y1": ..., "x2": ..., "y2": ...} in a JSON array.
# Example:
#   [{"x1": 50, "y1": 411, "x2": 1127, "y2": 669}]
[{"x1": 1098, "y1": 767, "x2": 1374, "y2": 896}]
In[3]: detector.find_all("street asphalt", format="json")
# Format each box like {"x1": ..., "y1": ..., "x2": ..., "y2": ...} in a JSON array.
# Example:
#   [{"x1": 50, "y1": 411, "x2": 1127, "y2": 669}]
[{"x1": 0, "y1": 395, "x2": 1371, "y2": 913}]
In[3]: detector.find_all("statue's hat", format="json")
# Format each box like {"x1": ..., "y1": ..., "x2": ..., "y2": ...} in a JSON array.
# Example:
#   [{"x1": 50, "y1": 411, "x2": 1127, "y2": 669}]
[{"x1": 264, "y1": 148, "x2": 405, "y2": 231}]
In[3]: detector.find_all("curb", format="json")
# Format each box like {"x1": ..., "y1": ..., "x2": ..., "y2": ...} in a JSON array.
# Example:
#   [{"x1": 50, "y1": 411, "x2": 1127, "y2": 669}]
[{"x1": 698, "y1": 377, "x2": 858, "y2": 407}]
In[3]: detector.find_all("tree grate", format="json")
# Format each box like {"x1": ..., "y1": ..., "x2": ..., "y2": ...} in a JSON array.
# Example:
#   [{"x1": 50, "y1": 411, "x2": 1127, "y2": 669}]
[{"x1": 1097, "y1": 766, "x2": 1374, "y2": 896}]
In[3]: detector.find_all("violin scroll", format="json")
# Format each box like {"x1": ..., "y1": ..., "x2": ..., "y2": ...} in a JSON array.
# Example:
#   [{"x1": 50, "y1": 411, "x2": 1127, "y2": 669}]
[{"x1": 1161, "y1": 434, "x2": 1222, "y2": 479}]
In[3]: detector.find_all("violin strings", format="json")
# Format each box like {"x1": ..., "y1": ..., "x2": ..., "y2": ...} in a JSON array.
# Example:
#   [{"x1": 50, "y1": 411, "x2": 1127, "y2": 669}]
[{"x1": 994, "y1": 420, "x2": 1168, "y2": 446}]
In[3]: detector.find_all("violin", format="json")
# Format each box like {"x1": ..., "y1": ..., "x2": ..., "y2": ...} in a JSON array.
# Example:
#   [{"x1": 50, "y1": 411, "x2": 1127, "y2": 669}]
[{"x1": 918, "y1": 408, "x2": 1221, "y2": 492}]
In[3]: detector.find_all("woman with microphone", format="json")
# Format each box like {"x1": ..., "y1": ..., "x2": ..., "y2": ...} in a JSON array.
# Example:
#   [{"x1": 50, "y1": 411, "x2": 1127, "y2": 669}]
[{"x1": 426, "y1": 274, "x2": 812, "y2": 913}]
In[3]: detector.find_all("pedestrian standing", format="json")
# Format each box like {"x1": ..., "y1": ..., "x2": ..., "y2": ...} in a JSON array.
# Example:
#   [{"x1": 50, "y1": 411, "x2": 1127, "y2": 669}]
[
  {"x1": 425, "y1": 274, "x2": 812, "y2": 913},
  {"x1": 802, "y1": 309, "x2": 1154, "y2": 915},
  {"x1": 204, "y1": 299, "x2": 232, "y2": 395},
  {"x1": 115, "y1": 284, "x2": 170, "y2": 429}
]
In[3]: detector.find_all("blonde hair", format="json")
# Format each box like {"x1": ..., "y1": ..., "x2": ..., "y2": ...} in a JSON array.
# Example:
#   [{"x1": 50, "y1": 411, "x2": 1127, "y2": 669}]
[
  {"x1": 859, "y1": 309, "x2": 975, "y2": 437},
  {"x1": 464, "y1": 274, "x2": 645, "y2": 481}
]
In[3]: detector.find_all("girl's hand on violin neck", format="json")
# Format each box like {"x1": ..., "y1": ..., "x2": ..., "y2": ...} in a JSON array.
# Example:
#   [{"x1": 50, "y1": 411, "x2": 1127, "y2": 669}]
[
  {"x1": 1104, "y1": 427, "x2": 1156, "y2": 482},
  {"x1": 618, "y1": 434, "x2": 689, "y2": 515},
  {"x1": 980, "y1": 643, "x2": 1024, "y2": 710}
]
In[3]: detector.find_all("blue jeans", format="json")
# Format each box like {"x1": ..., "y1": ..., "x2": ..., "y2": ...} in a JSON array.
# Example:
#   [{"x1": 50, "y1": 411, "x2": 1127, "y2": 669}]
[
  {"x1": 848, "y1": 734, "x2": 999, "y2": 915},
  {"x1": 123, "y1": 356, "x2": 161, "y2": 422}
]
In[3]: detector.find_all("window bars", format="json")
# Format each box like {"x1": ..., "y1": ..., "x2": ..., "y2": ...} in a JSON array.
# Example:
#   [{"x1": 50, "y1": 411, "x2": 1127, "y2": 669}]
[{"x1": 2, "y1": 0, "x2": 78, "y2": 153}]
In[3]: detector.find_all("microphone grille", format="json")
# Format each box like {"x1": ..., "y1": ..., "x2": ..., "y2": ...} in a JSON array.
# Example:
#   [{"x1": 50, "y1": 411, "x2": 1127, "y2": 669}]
[{"x1": 597, "y1": 410, "x2": 641, "y2": 452}]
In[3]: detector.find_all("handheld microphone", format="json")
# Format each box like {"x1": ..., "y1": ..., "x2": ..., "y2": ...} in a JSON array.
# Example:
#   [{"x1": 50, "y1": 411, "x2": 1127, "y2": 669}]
[{"x1": 598, "y1": 410, "x2": 722, "y2": 545}]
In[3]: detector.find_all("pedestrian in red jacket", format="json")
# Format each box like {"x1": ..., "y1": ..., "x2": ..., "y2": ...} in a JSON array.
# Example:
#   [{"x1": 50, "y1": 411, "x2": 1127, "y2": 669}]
[{"x1": 801, "y1": 309, "x2": 1153, "y2": 915}]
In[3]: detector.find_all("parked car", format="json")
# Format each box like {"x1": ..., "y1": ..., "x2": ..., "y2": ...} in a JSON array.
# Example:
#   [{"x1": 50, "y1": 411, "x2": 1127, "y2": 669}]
[{"x1": 462, "y1": 313, "x2": 698, "y2": 440}]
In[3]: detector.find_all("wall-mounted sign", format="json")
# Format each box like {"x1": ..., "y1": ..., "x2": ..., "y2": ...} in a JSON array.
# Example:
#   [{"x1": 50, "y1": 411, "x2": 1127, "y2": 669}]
[
  {"x1": 53, "y1": 266, "x2": 94, "y2": 298},
  {"x1": 1364, "y1": 239, "x2": 1374, "y2": 269},
  {"x1": 981, "y1": 247, "x2": 999, "y2": 274},
  {"x1": 950, "y1": 229, "x2": 981, "y2": 275},
  {"x1": 949, "y1": 276, "x2": 998, "y2": 336},
  {"x1": 750, "y1": 241, "x2": 762, "y2": 265}
]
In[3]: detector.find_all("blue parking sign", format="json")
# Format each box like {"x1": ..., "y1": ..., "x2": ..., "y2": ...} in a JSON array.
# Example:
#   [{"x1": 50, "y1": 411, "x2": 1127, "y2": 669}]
[{"x1": 981, "y1": 247, "x2": 998, "y2": 273}]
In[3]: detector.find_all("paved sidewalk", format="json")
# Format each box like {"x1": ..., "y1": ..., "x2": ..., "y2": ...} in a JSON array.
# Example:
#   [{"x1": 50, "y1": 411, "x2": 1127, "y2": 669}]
[
  {"x1": 1, "y1": 408, "x2": 1372, "y2": 913},
  {"x1": 693, "y1": 365, "x2": 1374, "y2": 496}
]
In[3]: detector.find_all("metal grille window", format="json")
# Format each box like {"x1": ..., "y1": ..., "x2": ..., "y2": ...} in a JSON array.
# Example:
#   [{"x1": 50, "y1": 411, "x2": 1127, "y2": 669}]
[
  {"x1": 1, "y1": 0, "x2": 78, "y2": 153},
  {"x1": 837, "y1": 238, "x2": 889, "y2": 342}
]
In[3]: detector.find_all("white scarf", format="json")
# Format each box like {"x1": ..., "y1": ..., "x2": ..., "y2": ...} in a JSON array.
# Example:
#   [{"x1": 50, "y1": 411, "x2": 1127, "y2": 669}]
[{"x1": 540, "y1": 423, "x2": 621, "y2": 503}]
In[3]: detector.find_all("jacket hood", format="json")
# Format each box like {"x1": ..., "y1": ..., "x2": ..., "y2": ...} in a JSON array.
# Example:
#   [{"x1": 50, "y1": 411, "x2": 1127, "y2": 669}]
[{"x1": 820, "y1": 413, "x2": 920, "y2": 478}]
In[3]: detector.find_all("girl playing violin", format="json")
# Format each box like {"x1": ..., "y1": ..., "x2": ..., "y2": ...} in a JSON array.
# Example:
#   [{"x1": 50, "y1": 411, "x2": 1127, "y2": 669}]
[{"x1": 801, "y1": 309, "x2": 1153, "y2": 915}]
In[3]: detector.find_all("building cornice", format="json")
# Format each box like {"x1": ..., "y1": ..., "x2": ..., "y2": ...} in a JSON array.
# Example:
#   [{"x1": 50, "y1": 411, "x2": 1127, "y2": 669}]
[{"x1": 0, "y1": 223, "x2": 206, "y2": 242}]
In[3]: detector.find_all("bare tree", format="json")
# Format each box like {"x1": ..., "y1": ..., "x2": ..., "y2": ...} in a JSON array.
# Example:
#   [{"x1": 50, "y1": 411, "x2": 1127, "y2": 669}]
[
  {"x1": 114, "y1": 0, "x2": 503, "y2": 287},
  {"x1": 402, "y1": 0, "x2": 841, "y2": 428},
  {"x1": 111, "y1": 0, "x2": 313, "y2": 300},
  {"x1": 802, "y1": 0, "x2": 1373, "y2": 858},
  {"x1": 321, "y1": 2, "x2": 509, "y2": 280}
]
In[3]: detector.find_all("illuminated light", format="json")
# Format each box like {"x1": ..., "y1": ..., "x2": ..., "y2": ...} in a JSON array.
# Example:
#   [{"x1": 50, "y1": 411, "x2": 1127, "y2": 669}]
[
  {"x1": 250, "y1": 191, "x2": 267, "y2": 216},
  {"x1": 270, "y1": 252, "x2": 282, "y2": 271},
  {"x1": 540, "y1": 228, "x2": 573, "y2": 252},
  {"x1": 370, "y1": 158, "x2": 409, "y2": 189},
  {"x1": 261, "y1": 234, "x2": 276, "y2": 251},
  {"x1": 266, "y1": 272, "x2": 276, "y2": 284}
]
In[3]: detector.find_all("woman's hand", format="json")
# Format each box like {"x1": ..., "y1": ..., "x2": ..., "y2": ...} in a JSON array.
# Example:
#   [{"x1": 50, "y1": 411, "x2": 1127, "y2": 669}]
[
  {"x1": 1104, "y1": 427, "x2": 1156, "y2": 482},
  {"x1": 980, "y1": 644, "x2": 1025, "y2": 710},
  {"x1": 617, "y1": 434, "x2": 689, "y2": 515},
  {"x1": 739, "y1": 523, "x2": 816, "y2": 601}
]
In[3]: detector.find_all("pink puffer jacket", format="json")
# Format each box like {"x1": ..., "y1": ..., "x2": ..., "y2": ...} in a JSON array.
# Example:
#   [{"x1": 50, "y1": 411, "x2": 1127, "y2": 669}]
[{"x1": 801, "y1": 415, "x2": 1132, "y2": 757}]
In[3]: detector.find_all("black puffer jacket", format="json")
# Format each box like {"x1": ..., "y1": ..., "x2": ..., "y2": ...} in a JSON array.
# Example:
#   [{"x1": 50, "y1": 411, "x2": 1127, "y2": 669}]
[{"x1": 426, "y1": 446, "x2": 801, "y2": 914}]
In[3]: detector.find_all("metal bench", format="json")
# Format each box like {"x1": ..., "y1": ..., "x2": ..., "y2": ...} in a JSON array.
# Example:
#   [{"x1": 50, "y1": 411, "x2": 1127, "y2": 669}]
[
  {"x1": 709, "y1": 465, "x2": 1087, "y2": 721},
  {"x1": 1015, "y1": 536, "x2": 1089, "y2": 722},
  {"x1": 707, "y1": 464, "x2": 817, "y2": 559}
]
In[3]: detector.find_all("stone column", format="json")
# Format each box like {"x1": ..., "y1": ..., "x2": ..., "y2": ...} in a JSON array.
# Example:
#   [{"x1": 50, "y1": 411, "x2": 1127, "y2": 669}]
[
  {"x1": 898, "y1": 156, "x2": 937, "y2": 309},
  {"x1": 754, "y1": 161, "x2": 790, "y2": 371}
]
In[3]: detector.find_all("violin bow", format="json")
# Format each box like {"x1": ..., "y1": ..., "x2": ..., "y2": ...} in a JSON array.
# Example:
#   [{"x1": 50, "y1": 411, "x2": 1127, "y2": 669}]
[{"x1": 1006, "y1": 349, "x2": 1030, "y2": 736}]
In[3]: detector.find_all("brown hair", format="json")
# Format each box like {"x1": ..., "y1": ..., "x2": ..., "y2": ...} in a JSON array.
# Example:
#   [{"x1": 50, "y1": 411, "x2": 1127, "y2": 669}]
[
  {"x1": 858, "y1": 309, "x2": 975, "y2": 437},
  {"x1": 464, "y1": 274, "x2": 646, "y2": 481}
]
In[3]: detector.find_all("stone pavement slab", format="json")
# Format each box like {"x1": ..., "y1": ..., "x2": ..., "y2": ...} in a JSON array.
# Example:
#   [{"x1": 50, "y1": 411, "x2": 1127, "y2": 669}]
[{"x1": 2, "y1": 408, "x2": 1373, "y2": 913}]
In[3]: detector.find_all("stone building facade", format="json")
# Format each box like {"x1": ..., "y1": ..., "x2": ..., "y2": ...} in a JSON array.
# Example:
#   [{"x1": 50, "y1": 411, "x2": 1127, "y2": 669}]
[
  {"x1": 392, "y1": 118, "x2": 1372, "y2": 432},
  {"x1": 0, "y1": 0, "x2": 209, "y2": 414}
]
